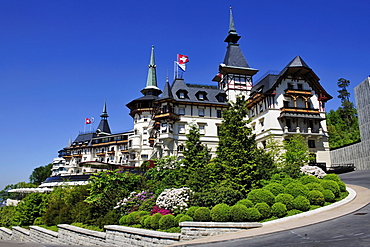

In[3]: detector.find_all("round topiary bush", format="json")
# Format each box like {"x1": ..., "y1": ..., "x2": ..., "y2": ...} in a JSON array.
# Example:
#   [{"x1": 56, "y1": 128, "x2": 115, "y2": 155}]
[
  {"x1": 299, "y1": 175, "x2": 320, "y2": 185},
  {"x1": 264, "y1": 183, "x2": 285, "y2": 196},
  {"x1": 143, "y1": 215, "x2": 152, "y2": 229},
  {"x1": 286, "y1": 209, "x2": 303, "y2": 216},
  {"x1": 178, "y1": 215, "x2": 193, "y2": 223},
  {"x1": 210, "y1": 203, "x2": 230, "y2": 222},
  {"x1": 193, "y1": 207, "x2": 211, "y2": 222},
  {"x1": 307, "y1": 190, "x2": 325, "y2": 206},
  {"x1": 159, "y1": 214, "x2": 177, "y2": 230},
  {"x1": 271, "y1": 202, "x2": 287, "y2": 218},
  {"x1": 140, "y1": 215, "x2": 150, "y2": 226},
  {"x1": 337, "y1": 181, "x2": 347, "y2": 192},
  {"x1": 236, "y1": 199, "x2": 254, "y2": 208},
  {"x1": 322, "y1": 189, "x2": 335, "y2": 202},
  {"x1": 293, "y1": 196, "x2": 310, "y2": 211},
  {"x1": 275, "y1": 194, "x2": 294, "y2": 210},
  {"x1": 323, "y1": 174, "x2": 341, "y2": 182},
  {"x1": 150, "y1": 213, "x2": 163, "y2": 230},
  {"x1": 305, "y1": 182, "x2": 324, "y2": 192},
  {"x1": 119, "y1": 215, "x2": 129, "y2": 225},
  {"x1": 245, "y1": 207, "x2": 262, "y2": 222},
  {"x1": 320, "y1": 180, "x2": 340, "y2": 197},
  {"x1": 174, "y1": 214, "x2": 185, "y2": 224},
  {"x1": 186, "y1": 206, "x2": 199, "y2": 218},
  {"x1": 254, "y1": 203, "x2": 271, "y2": 219},
  {"x1": 229, "y1": 204, "x2": 248, "y2": 222},
  {"x1": 284, "y1": 182, "x2": 309, "y2": 198},
  {"x1": 247, "y1": 189, "x2": 275, "y2": 206}
]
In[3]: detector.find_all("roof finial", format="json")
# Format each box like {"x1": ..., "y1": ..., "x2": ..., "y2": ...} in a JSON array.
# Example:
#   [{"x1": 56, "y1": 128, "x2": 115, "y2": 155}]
[
  {"x1": 224, "y1": 7, "x2": 241, "y2": 44},
  {"x1": 100, "y1": 99, "x2": 109, "y2": 119},
  {"x1": 229, "y1": 6, "x2": 236, "y2": 33},
  {"x1": 145, "y1": 45, "x2": 158, "y2": 88}
]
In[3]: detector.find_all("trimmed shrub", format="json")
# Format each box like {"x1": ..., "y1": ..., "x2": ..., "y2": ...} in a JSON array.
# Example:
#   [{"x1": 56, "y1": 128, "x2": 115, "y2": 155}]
[
  {"x1": 264, "y1": 183, "x2": 285, "y2": 196},
  {"x1": 299, "y1": 175, "x2": 320, "y2": 185},
  {"x1": 287, "y1": 209, "x2": 302, "y2": 216},
  {"x1": 323, "y1": 174, "x2": 341, "y2": 182},
  {"x1": 322, "y1": 189, "x2": 335, "y2": 202},
  {"x1": 159, "y1": 214, "x2": 177, "y2": 230},
  {"x1": 174, "y1": 214, "x2": 185, "y2": 224},
  {"x1": 193, "y1": 207, "x2": 211, "y2": 222},
  {"x1": 143, "y1": 216, "x2": 152, "y2": 229},
  {"x1": 310, "y1": 205, "x2": 321, "y2": 210},
  {"x1": 305, "y1": 182, "x2": 324, "y2": 192},
  {"x1": 284, "y1": 182, "x2": 309, "y2": 198},
  {"x1": 320, "y1": 180, "x2": 340, "y2": 197},
  {"x1": 178, "y1": 215, "x2": 193, "y2": 223},
  {"x1": 275, "y1": 194, "x2": 294, "y2": 210},
  {"x1": 186, "y1": 206, "x2": 199, "y2": 218},
  {"x1": 140, "y1": 215, "x2": 150, "y2": 226},
  {"x1": 150, "y1": 213, "x2": 162, "y2": 230},
  {"x1": 254, "y1": 203, "x2": 271, "y2": 219},
  {"x1": 337, "y1": 181, "x2": 346, "y2": 192},
  {"x1": 127, "y1": 211, "x2": 150, "y2": 225},
  {"x1": 247, "y1": 189, "x2": 275, "y2": 206},
  {"x1": 245, "y1": 207, "x2": 262, "y2": 222},
  {"x1": 119, "y1": 215, "x2": 129, "y2": 225},
  {"x1": 191, "y1": 186, "x2": 243, "y2": 208},
  {"x1": 230, "y1": 204, "x2": 248, "y2": 222},
  {"x1": 210, "y1": 204, "x2": 230, "y2": 222},
  {"x1": 293, "y1": 196, "x2": 310, "y2": 211},
  {"x1": 307, "y1": 190, "x2": 325, "y2": 206},
  {"x1": 271, "y1": 203, "x2": 287, "y2": 218},
  {"x1": 236, "y1": 199, "x2": 254, "y2": 208}
]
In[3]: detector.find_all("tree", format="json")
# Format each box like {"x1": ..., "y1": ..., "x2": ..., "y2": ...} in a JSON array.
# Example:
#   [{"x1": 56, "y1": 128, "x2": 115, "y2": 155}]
[
  {"x1": 281, "y1": 134, "x2": 313, "y2": 178},
  {"x1": 326, "y1": 78, "x2": 360, "y2": 148},
  {"x1": 213, "y1": 96, "x2": 274, "y2": 194},
  {"x1": 13, "y1": 193, "x2": 47, "y2": 226},
  {"x1": 29, "y1": 163, "x2": 53, "y2": 185}
]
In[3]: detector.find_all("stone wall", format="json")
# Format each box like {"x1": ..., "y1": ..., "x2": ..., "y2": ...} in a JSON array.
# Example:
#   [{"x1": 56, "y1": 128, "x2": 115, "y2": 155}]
[
  {"x1": 57, "y1": 224, "x2": 109, "y2": 246},
  {"x1": 0, "y1": 227, "x2": 12, "y2": 240},
  {"x1": 29, "y1": 226, "x2": 59, "y2": 244},
  {"x1": 105, "y1": 225, "x2": 181, "y2": 247},
  {"x1": 179, "y1": 222, "x2": 263, "y2": 241},
  {"x1": 1, "y1": 222, "x2": 263, "y2": 246}
]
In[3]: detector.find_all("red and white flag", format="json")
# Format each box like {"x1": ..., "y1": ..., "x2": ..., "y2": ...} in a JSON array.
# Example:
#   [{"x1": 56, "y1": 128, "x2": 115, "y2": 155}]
[
  {"x1": 85, "y1": 118, "x2": 92, "y2": 124},
  {"x1": 177, "y1": 54, "x2": 189, "y2": 71}
]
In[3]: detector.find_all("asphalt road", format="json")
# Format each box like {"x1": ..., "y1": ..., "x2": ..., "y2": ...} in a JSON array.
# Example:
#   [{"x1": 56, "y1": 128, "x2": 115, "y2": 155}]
[{"x1": 192, "y1": 170, "x2": 370, "y2": 247}]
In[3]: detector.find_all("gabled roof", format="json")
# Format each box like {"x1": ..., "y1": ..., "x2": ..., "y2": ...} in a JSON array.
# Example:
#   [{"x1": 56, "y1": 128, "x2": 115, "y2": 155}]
[
  {"x1": 73, "y1": 133, "x2": 95, "y2": 146},
  {"x1": 249, "y1": 56, "x2": 332, "y2": 101}
]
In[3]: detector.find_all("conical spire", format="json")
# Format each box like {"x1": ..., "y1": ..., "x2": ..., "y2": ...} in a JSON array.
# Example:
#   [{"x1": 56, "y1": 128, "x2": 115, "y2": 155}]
[
  {"x1": 145, "y1": 45, "x2": 158, "y2": 89},
  {"x1": 100, "y1": 100, "x2": 109, "y2": 119},
  {"x1": 141, "y1": 45, "x2": 162, "y2": 96},
  {"x1": 161, "y1": 77, "x2": 173, "y2": 99},
  {"x1": 224, "y1": 7, "x2": 241, "y2": 44},
  {"x1": 97, "y1": 100, "x2": 111, "y2": 134}
]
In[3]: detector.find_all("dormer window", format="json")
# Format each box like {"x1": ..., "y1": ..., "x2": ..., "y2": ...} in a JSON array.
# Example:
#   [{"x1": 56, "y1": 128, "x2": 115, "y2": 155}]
[
  {"x1": 196, "y1": 91, "x2": 207, "y2": 101},
  {"x1": 176, "y1": 90, "x2": 188, "y2": 99},
  {"x1": 216, "y1": 93, "x2": 227, "y2": 102}
]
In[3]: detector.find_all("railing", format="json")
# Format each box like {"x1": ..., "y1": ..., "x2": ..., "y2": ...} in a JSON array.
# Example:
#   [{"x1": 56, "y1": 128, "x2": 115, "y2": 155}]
[{"x1": 284, "y1": 126, "x2": 323, "y2": 134}]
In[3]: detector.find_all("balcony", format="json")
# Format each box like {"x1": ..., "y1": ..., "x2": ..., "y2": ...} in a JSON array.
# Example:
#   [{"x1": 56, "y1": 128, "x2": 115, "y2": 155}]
[
  {"x1": 107, "y1": 151, "x2": 115, "y2": 155},
  {"x1": 73, "y1": 154, "x2": 83, "y2": 158},
  {"x1": 96, "y1": 152, "x2": 106, "y2": 156},
  {"x1": 284, "y1": 89, "x2": 313, "y2": 97},
  {"x1": 153, "y1": 112, "x2": 179, "y2": 121},
  {"x1": 121, "y1": 149, "x2": 129, "y2": 154},
  {"x1": 283, "y1": 126, "x2": 326, "y2": 139},
  {"x1": 63, "y1": 155, "x2": 72, "y2": 159},
  {"x1": 280, "y1": 107, "x2": 324, "y2": 120}
]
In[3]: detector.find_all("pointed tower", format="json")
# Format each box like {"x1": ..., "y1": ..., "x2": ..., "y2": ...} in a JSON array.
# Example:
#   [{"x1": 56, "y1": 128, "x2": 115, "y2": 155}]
[
  {"x1": 213, "y1": 7, "x2": 259, "y2": 101},
  {"x1": 97, "y1": 100, "x2": 111, "y2": 134},
  {"x1": 141, "y1": 45, "x2": 162, "y2": 97}
]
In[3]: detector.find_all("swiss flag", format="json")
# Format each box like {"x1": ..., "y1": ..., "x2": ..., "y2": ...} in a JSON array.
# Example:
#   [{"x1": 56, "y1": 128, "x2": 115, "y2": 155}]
[
  {"x1": 177, "y1": 54, "x2": 189, "y2": 64},
  {"x1": 85, "y1": 118, "x2": 92, "y2": 124}
]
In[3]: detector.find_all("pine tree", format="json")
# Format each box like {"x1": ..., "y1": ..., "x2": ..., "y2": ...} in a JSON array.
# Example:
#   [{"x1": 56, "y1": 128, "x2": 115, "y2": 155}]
[{"x1": 213, "y1": 96, "x2": 274, "y2": 193}]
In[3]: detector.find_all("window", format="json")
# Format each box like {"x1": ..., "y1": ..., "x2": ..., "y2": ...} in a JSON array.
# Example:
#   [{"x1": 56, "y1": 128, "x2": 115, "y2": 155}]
[
  {"x1": 199, "y1": 108, "x2": 205, "y2": 117},
  {"x1": 288, "y1": 83, "x2": 294, "y2": 89},
  {"x1": 259, "y1": 103, "x2": 263, "y2": 112},
  {"x1": 143, "y1": 139, "x2": 147, "y2": 145},
  {"x1": 199, "y1": 125, "x2": 205, "y2": 135},
  {"x1": 143, "y1": 127, "x2": 147, "y2": 135},
  {"x1": 141, "y1": 154, "x2": 149, "y2": 160},
  {"x1": 179, "y1": 91, "x2": 185, "y2": 99},
  {"x1": 178, "y1": 124, "x2": 185, "y2": 134},
  {"x1": 178, "y1": 145, "x2": 184, "y2": 151},
  {"x1": 161, "y1": 123, "x2": 167, "y2": 133},
  {"x1": 198, "y1": 93, "x2": 204, "y2": 100},
  {"x1": 283, "y1": 101, "x2": 290, "y2": 108},
  {"x1": 217, "y1": 110, "x2": 222, "y2": 118},
  {"x1": 297, "y1": 84, "x2": 303, "y2": 90},
  {"x1": 308, "y1": 140, "x2": 316, "y2": 148},
  {"x1": 179, "y1": 107, "x2": 185, "y2": 115}
]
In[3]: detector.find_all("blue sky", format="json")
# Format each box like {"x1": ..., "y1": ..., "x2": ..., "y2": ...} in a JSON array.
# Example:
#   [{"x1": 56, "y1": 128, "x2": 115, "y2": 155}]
[{"x1": 1, "y1": 0, "x2": 369, "y2": 190}]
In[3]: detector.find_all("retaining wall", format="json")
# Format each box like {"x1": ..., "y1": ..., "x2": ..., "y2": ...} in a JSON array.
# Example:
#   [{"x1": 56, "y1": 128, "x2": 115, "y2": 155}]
[{"x1": 0, "y1": 222, "x2": 262, "y2": 246}]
